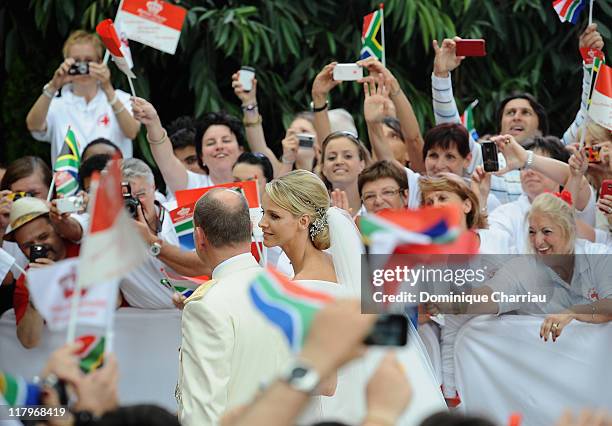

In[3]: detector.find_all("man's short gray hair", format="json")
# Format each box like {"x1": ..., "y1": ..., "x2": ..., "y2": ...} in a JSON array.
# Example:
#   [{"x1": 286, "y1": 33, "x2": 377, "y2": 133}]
[
  {"x1": 193, "y1": 188, "x2": 252, "y2": 248},
  {"x1": 121, "y1": 158, "x2": 155, "y2": 185}
]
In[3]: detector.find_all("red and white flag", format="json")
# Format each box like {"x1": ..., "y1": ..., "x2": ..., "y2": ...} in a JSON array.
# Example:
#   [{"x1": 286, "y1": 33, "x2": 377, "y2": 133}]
[
  {"x1": 115, "y1": 0, "x2": 187, "y2": 55},
  {"x1": 96, "y1": 19, "x2": 136, "y2": 78},
  {"x1": 0, "y1": 247, "x2": 15, "y2": 282},
  {"x1": 78, "y1": 156, "x2": 147, "y2": 288},
  {"x1": 589, "y1": 62, "x2": 612, "y2": 131},
  {"x1": 27, "y1": 258, "x2": 119, "y2": 331}
]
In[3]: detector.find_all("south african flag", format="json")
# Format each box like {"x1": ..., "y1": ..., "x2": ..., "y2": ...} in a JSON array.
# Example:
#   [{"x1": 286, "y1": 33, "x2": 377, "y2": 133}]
[
  {"x1": 54, "y1": 128, "x2": 81, "y2": 196},
  {"x1": 359, "y1": 8, "x2": 384, "y2": 62}
]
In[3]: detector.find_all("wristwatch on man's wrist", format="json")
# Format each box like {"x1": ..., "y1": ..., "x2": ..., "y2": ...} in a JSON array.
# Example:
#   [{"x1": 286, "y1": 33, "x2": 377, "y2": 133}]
[
  {"x1": 523, "y1": 150, "x2": 534, "y2": 170},
  {"x1": 281, "y1": 359, "x2": 320, "y2": 394},
  {"x1": 149, "y1": 241, "x2": 162, "y2": 257}
]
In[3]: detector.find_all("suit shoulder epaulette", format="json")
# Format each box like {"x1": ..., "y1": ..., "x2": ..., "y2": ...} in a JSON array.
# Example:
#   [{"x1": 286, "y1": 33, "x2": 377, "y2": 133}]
[{"x1": 184, "y1": 279, "x2": 216, "y2": 305}]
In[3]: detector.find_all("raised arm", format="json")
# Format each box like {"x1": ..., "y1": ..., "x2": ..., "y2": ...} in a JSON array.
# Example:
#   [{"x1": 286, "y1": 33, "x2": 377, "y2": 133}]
[
  {"x1": 131, "y1": 97, "x2": 189, "y2": 192},
  {"x1": 89, "y1": 62, "x2": 140, "y2": 140},
  {"x1": 431, "y1": 38, "x2": 465, "y2": 125},
  {"x1": 493, "y1": 135, "x2": 591, "y2": 210},
  {"x1": 358, "y1": 57, "x2": 425, "y2": 173},
  {"x1": 311, "y1": 63, "x2": 340, "y2": 143},
  {"x1": 562, "y1": 24, "x2": 605, "y2": 145},
  {"x1": 231, "y1": 72, "x2": 282, "y2": 176},
  {"x1": 26, "y1": 58, "x2": 75, "y2": 133}
]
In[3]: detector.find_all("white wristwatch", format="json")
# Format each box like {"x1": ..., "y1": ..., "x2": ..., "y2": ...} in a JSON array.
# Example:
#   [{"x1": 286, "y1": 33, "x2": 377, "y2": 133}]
[
  {"x1": 149, "y1": 241, "x2": 162, "y2": 257},
  {"x1": 282, "y1": 360, "x2": 320, "y2": 394},
  {"x1": 523, "y1": 150, "x2": 534, "y2": 170}
]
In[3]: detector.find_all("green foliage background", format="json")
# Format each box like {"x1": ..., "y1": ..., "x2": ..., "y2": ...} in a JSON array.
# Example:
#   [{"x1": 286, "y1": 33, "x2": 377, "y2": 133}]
[{"x1": 1, "y1": 0, "x2": 611, "y2": 167}]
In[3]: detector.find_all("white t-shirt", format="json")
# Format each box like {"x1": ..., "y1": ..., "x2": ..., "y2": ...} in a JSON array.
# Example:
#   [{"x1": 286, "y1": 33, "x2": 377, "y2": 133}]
[
  {"x1": 31, "y1": 85, "x2": 134, "y2": 162},
  {"x1": 477, "y1": 228, "x2": 517, "y2": 255},
  {"x1": 185, "y1": 171, "x2": 213, "y2": 190},
  {"x1": 488, "y1": 239, "x2": 611, "y2": 314},
  {"x1": 120, "y1": 206, "x2": 181, "y2": 309},
  {"x1": 405, "y1": 167, "x2": 501, "y2": 212}
]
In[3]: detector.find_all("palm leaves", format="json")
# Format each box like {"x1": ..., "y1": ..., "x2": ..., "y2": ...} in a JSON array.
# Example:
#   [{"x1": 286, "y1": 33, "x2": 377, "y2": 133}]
[{"x1": 1, "y1": 0, "x2": 611, "y2": 164}]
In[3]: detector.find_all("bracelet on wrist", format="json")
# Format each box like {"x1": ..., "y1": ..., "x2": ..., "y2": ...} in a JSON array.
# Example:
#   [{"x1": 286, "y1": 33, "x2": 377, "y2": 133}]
[
  {"x1": 311, "y1": 100, "x2": 329, "y2": 113},
  {"x1": 108, "y1": 93, "x2": 119, "y2": 106},
  {"x1": 146, "y1": 128, "x2": 168, "y2": 145},
  {"x1": 281, "y1": 156, "x2": 295, "y2": 165},
  {"x1": 243, "y1": 115, "x2": 262, "y2": 127},
  {"x1": 42, "y1": 83, "x2": 57, "y2": 99},
  {"x1": 241, "y1": 103, "x2": 258, "y2": 112},
  {"x1": 113, "y1": 104, "x2": 125, "y2": 115},
  {"x1": 389, "y1": 86, "x2": 402, "y2": 98}
]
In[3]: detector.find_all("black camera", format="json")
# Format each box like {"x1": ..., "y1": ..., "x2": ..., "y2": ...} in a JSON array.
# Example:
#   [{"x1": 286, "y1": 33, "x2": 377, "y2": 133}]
[
  {"x1": 121, "y1": 181, "x2": 140, "y2": 219},
  {"x1": 68, "y1": 61, "x2": 89, "y2": 75},
  {"x1": 29, "y1": 244, "x2": 49, "y2": 262},
  {"x1": 363, "y1": 314, "x2": 408, "y2": 346}
]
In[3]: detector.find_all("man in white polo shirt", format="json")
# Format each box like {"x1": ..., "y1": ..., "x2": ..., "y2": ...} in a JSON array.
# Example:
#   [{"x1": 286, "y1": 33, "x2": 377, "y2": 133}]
[
  {"x1": 119, "y1": 159, "x2": 208, "y2": 308},
  {"x1": 26, "y1": 30, "x2": 140, "y2": 162}
]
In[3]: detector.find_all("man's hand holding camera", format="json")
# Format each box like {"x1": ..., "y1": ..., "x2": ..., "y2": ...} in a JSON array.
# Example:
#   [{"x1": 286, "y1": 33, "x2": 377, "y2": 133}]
[{"x1": 133, "y1": 205, "x2": 158, "y2": 246}]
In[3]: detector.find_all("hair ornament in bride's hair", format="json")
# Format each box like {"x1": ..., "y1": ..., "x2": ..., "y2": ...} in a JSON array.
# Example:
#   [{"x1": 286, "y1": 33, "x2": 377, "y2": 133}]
[{"x1": 309, "y1": 206, "x2": 328, "y2": 240}]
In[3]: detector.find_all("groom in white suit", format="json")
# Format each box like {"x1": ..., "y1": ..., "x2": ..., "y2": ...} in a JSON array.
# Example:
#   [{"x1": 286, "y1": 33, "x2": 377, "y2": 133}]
[{"x1": 177, "y1": 188, "x2": 290, "y2": 426}]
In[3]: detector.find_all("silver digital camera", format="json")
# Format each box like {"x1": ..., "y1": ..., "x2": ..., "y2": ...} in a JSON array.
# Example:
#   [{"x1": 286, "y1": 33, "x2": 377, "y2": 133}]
[{"x1": 56, "y1": 195, "x2": 85, "y2": 214}]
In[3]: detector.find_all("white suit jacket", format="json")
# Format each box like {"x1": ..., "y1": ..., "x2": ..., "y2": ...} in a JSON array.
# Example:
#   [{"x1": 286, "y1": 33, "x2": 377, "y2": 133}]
[{"x1": 178, "y1": 253, "x2": 290, "y2": 426}]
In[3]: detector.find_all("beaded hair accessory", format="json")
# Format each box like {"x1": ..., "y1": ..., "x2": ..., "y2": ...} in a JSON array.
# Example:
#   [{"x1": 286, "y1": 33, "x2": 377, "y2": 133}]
[{"x1": 309, "y1": 207, "x2": 328, "y2": 240}]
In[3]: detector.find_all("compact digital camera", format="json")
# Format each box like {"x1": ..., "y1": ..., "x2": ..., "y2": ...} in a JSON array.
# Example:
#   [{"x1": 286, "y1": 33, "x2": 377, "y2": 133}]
[
  {"x1": 56, "y1": 195, "x2": 85, "y2": 214},
  {"x1": 121, "y1": 182, "x2": 140, "y2": 219},
  {"x1": 68, "y1": 61, "x2": 89, "y2": 75}
]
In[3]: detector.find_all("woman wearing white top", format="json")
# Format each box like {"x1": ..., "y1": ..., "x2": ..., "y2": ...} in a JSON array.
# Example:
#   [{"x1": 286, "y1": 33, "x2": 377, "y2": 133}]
[
  {"x1": 130, "y1": 98, "x2": 244, "y2": 193},
  {"x1": 26, "y1": 30, "x2": 140, "y2": 161},
  {"x1": 430, "y1": 193, "x2": 612, "y2": 341},
  {"x1": 486, "y1": 135, "x2": 597, "y2": 252},
  {"x1": 259, "y1": 170, "x2": 445, "y2": 425},
  {"x1": 418, "y1": 174, "x2": 513, "y2": 400}
]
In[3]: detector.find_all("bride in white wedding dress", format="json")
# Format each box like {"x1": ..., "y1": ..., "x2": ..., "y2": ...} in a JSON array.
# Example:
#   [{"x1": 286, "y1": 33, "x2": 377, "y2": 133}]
[{"x1": 259, "y1": 170, "x2": 446, "y2": 425}]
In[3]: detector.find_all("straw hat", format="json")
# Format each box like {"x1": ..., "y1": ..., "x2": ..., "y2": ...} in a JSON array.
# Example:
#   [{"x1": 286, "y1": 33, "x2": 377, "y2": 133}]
[{"x1": 3, "y1": 197, "x2": 50, "y2": 242}]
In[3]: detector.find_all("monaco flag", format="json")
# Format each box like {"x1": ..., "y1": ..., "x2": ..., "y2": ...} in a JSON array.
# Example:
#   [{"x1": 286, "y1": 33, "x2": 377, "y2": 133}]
[
  {"x1": 589, "y1": 62, "x2": 612, "y2": 131},
  {"x1": 78, "y1": 156, "x2": 147, "y2": 288},
  {"x1": 96, "y1": 19, "x2": 136, "y2": 78},
  {"x1": 27, "y1": 258, "x2": 119, "y2": 331},
  {"x1": 115, "y1": 0, "x2": 187, "y2": 55}
]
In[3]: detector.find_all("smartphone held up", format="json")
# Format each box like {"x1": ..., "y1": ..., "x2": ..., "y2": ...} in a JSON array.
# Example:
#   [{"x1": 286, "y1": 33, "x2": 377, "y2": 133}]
[
  {"x1": 333, "y1": 63, "x2": 364, "y2": 81},
  {"x1": 455, "y1": 39, "x2": 486, "y2": 57},
  {"x1": 480, "y1": 141, "x2": 499, "y2": 172},
  {"x1": 239, "y1": 66, "x2": 256, "y2": 92}
]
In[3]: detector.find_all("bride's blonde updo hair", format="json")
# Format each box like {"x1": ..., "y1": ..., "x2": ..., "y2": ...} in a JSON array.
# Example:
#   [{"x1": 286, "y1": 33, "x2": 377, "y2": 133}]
[{"x1": 265, "y1": 170, "x2": 331, "y2": 250}]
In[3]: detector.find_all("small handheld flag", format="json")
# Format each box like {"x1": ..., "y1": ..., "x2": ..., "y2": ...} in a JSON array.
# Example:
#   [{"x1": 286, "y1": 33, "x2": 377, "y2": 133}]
[
  {"x1": 460, "y1": 100, "x2": 480, "y2": 141},
  {"x1": 53, "y1": 128, "x2": 81, "y2": 197},
  {"x1": 96, "y1": 19, "x2": 136, "y2": 79},
  {"x1": 0, "y1": 372, "x2": 41, "y2": 406},
  {"x1": 249, "y1": 268, "x2": 334, "y2": 352},
  {"x1": 75, "y1": 334, "x2": 106, "y2": 373},
  {"x1": 359, "y1": 5, "x2": 385, "y2": 64},
  {"x1": 552, "y1": 0, "x2": 586, "y2": 24},
  {"x1": 588, "y1": 61, "x2": 612, "y2": 131}
]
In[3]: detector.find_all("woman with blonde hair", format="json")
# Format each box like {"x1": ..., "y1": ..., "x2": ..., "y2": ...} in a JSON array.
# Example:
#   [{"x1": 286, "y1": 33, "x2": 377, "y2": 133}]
[
  {"x1": 259, "y1": 169, "x2": 446, "y2": 424},
  {"x1": 418, "y1": 173, "x2": 514, "y2": 254},
  {"x1": 319, "y1": 132, "x2": 373, "y2": 216},
  {"x1": 26, "y1": 30, "x2": 140, "y2": 161}
]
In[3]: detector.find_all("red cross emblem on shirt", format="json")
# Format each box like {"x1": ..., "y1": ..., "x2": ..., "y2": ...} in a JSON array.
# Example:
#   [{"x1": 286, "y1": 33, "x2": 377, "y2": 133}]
[{"x1": 98, "y1": 113, "x2": 110, "y2": 127}]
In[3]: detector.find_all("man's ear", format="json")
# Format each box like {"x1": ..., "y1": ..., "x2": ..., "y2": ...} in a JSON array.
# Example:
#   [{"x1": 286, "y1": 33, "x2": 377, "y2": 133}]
[{"x1": 194, "y1": 227, "x2": 207, "y2": 249}]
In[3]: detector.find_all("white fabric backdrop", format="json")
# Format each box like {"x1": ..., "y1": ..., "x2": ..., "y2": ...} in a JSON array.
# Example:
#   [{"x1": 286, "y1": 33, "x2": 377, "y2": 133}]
[
  {"x1": 0, "y1": 308, "x2": 182, "y2": 412},
  {"x1": 455, "y1": 315, "x2": 612, "y2": 426}
]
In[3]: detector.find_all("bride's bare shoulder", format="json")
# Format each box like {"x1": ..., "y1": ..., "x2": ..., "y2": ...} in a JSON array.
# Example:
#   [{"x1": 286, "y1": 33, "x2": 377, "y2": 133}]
[{"x1": 293, "y1": 252, "x2": 337, "y2": 283}]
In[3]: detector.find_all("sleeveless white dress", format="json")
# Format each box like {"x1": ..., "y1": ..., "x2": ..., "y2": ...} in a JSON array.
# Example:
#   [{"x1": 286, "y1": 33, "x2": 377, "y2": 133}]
[{"x1": 289, "y1": 208, "x2": 446, "y2": 425}]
